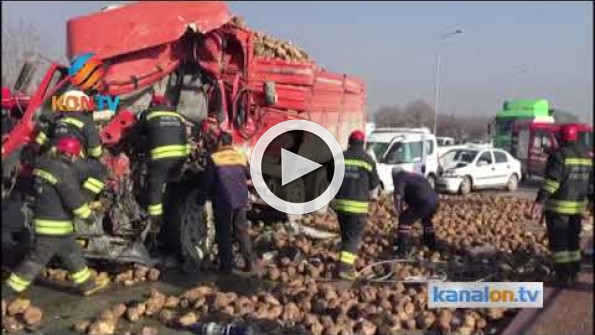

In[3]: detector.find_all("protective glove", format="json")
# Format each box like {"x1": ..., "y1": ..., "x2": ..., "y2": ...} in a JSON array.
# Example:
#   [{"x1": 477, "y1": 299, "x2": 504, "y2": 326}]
[
  {"x1": 81, "y1": 212, "x2": 99, "y2": 226},
  {"x1": 89, "y1": 201, "x2": 104, "y2": 212}
]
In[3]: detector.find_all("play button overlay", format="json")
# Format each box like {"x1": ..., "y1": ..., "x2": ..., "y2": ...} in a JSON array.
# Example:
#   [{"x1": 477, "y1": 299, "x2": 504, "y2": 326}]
[
  {"x1": 281, "y1": 149, "x2": 322, "y2": 186},
  {"x1": 250, "y1": 120, "x2": 345, "y2": 215}
]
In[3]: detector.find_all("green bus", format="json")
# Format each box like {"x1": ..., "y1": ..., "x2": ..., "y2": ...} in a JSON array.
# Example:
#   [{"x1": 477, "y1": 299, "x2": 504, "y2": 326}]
[{"x1": 490, "y1": 99, "x2": 554, "y2": 150}]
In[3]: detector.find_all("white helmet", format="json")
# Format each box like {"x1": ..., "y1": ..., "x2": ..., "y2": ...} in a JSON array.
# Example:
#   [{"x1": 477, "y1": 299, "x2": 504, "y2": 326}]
[{"x1": 60, "y1": 90, "x2": 92, "y2": 112}]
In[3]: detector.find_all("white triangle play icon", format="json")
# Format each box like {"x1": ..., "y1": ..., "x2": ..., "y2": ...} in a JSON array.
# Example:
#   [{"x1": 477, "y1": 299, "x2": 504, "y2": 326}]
[{"x1": 281, "y1": 149, "x2": 322, "y2": 186}]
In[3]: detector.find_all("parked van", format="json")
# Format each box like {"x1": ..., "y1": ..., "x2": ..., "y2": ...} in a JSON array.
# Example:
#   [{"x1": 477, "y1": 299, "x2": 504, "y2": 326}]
[{"x1": 366, "y1": 127, "x2": 439, "y2": 193}]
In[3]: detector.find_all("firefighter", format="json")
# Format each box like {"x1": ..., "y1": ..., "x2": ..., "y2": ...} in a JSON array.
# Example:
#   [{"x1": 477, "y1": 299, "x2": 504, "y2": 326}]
[
  {"x1": 530, "y1": 124, "x2": 593, "y2": 286},
  {"x1": 204, "y1": 132, "x2": 259, "y2": 274},
  {"x1": 2, "y1": 136, "x2": 109, "y2": 299},
  {"x1": 136, "y1": 95, "x2": 189, "y2": 234},
  {"x1": 392, "y1": 168, "x2": 439, "y2": 257},
  {"x1": 35, "y1": 90, "x2": 103, "y2": 159},
  {"x1": 33, "y1": 90, "x2": 108, "y2": 200},
  {"x1": 331, "y1": 130, "x2": 379, "y2": 280}
]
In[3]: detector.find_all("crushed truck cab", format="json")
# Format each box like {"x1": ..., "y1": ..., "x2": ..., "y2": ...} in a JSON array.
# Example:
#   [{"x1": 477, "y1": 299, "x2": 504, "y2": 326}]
[{"x1": 1, "y1": 1, "x2": 367, "y2": 267}]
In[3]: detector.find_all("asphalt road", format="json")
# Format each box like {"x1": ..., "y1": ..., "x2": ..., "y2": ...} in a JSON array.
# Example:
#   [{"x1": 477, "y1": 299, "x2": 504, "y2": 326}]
[
  {"x1": 6, "y1": 185, "x2": 543, "y2": 335},
  {"x1": 479, "y1": 179, "x2": 540, "y2": 199}
]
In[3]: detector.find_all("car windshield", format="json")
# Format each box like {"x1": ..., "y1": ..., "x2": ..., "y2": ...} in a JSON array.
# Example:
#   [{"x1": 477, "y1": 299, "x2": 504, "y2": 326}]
[
  {"x1": 381, "y1": 141, "x2": 424, "y2": 164},
  {"x1": 496, "y1": 118, "x2": 515, "y2": 135},
  {"x1": 366, "y1": 141, "x2": 390, "y2": 161},
  {"x1": 442, "y1": 149, "x2": 479, "y2": 166}
]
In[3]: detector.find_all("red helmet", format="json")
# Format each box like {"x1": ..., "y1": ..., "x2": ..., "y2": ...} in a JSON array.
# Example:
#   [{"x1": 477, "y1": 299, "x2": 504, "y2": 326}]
[
  {"x1": 348, "y1": 130, "x2": 366, "y2": 143},
  {"x1": 560, "y1": 124, "x2": 579, "y2": 142},
  {"x1": 56, "y1": 137, "x2": 82, "y2": 156},
  {"x1": 149, "y1": 94, "x2": 170, "y2": 107}
]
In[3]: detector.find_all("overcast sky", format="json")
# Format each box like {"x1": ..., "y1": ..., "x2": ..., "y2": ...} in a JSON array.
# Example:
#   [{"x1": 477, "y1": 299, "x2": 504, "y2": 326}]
[{"x1": 2, "y1": 1, "x2": 593, "y2": 122}]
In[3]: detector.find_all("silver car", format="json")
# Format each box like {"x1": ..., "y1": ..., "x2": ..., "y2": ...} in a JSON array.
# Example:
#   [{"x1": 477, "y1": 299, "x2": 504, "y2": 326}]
[{"x1": 436, "y1": 148, "x2": 522, "y2": 195}]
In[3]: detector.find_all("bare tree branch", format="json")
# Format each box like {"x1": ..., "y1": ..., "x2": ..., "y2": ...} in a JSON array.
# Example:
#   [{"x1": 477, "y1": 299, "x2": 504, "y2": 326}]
[
  {"x1": 1, "y1": 11, "x2": 42, "y2": 93},
  {"x1": 373, "y1": 100, "x2": 490, "y2": 140}
]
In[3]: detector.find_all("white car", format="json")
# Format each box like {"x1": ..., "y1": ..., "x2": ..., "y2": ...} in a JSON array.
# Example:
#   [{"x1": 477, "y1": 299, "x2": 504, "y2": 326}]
[
  {"x1": 436, "y1": 148, "x2": 522, "y2": 194},
  {"x1": 366, "y1": 127, "x2": 439, "y2": 193}
]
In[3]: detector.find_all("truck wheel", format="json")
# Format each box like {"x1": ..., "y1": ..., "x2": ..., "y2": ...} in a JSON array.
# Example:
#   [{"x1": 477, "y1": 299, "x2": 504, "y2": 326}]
[
  {"x1": 281, "y1": 178, "x2": 306, "y2": 203},
  {"x1": 165, "y1": 187, "x2": 215, "y2": 265},
  {"x1": 506, "y1": 173, "x2": 519, "y2": 192},
  {"x1": 266, "y1": 177, "x2": 282, "y2": 198},
  {"x1": 304, "y1": 170, "x2": 330, "y2": 215},
  {"x1": 459, "y1": 176, "x2": 472, "y2": 195}
]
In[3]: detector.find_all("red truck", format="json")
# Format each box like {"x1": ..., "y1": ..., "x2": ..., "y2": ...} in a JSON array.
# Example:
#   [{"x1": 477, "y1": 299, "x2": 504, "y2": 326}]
[
  {"x1": 1, "y1": 1, "x2": 366, "y2": 266},
  {"x1": 510, "y1": 121, "x2": 593, "y2": 179}
]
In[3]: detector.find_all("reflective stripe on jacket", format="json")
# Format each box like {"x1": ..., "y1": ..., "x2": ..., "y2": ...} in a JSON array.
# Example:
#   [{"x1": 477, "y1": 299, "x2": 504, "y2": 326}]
[
  {"x1": 139, "y1": 109, "x2": 188, "y2": 161},
  {"x1": 331, "y1": 145, "x2": 379, "y2": 214},
  {"x1": 537, "y1": 143, "x2": 593, "y2": 215},
  {"x1": 42, "y1": 112, "x2": 103, "y2": 158},
  {"x1": 32, "y1": 155, "x2": 92, "y2": 235},
  {"x1": 206, "y1": 146, "x2": 250, "y2": 210}
]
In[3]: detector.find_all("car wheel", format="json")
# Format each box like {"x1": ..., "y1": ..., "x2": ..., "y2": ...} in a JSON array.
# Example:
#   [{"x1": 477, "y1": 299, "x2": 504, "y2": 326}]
[
  {"x1": 459, "y1": 176, "x2": 472, "y2": 195},
  {"x1": 506, "y1": 173, "x2": 519, "y2": 192},
  {"x1": 426, "y1": 174, "x2": 436, "y2": 190}
]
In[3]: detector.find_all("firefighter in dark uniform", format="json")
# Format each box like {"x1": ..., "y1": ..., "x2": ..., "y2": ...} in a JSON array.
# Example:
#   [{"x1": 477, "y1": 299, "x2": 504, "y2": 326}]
[
  {"x1": 136, "y1": 95, "x2": 189, "y2": 233},
  {"x1": 392, "y1": 168, "x2": 439, "y2": 257},
  {"x1": 205, "y1": 132, "x2": 259, "y2": 274},
  {"x1": 2, "y1": 136, "x2": 109, "y2": 299},
  {"x1": 35, "y1": 90, "x2": 104, "y2": 159},
  {"x1": 33, "y1": 90, "x2": 108, "y2": 200},
  {"x1": 531, "y1": 124, "x2": 593, "y2": 286},
  {"x1": 331, "y1": 130, "x2": 379, "y2": 280}
]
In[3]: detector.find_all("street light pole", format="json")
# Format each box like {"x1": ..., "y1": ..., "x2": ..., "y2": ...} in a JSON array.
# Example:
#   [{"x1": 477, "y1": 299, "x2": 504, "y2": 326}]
[
  {"x1": 433, "y1": 29, "x2": 463, "y2": 135},
  {"x1": 433, "y1": 52, "x2": 441, "y2": 135}
]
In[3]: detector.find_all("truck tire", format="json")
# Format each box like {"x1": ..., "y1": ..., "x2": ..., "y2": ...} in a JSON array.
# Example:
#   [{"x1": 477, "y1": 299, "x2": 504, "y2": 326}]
[
  {"x1": 281, "y1": 178, "x2": 306, "y2": 204},
  {"x1": 164, "y1": 180, "x2": 215, "y2": 265},
  {"x1": 303, "y1": 170, "x2": 330, "y2": 215}
]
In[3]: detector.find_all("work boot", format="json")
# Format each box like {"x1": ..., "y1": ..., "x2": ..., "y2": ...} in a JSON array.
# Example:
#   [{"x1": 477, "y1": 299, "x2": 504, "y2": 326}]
[
  {"x1": 217, "y1": 266, "x2": 233, "y2": 276},
  {"x1": 338, "y1": 269, "x2": 357, "y2": 281},
  {"x1": 568, "y1": 261, "x2": 581, "y2": 285},
  {"x1": 144, "y1": 217, "x2": 162, "y2": 255},
  {"x1": 551, "y1": 274, "x2": 571, "y2": 288},
  {"x1": 423, "y1": 233, "x2": 437, "y2": 251},
  {"x1": 145, "y1": 233, "x2": 161, "y2": 257},
  {"x1": 337, "y1": 262, "x2": 358, "y2": 281},
  {"x1": 78, "y1": 276, "x2": 110, "y2": 297},
  {"x1": 551, "y1": 263, "x2": 571, "y2": 288},
  {"x1": 149, "y1": 216, "x2": 162, "y2": 234},
  {"x1": 395, "y1": 234, "x2": 411, "y2": 258}
]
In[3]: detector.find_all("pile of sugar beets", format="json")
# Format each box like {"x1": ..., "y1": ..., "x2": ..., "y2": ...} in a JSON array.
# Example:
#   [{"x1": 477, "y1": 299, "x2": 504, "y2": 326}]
[
  {"x1": 230, "y1": 16, "x2": 310, "y2": 62},
  {"x1": 69, "y1": 193, "x2": 567, "y2": 335}
]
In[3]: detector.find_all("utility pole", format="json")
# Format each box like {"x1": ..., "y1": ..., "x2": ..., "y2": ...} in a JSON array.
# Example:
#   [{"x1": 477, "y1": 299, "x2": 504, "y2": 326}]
[{"x1": 433, "y1": 29, "x2": 463, "y2": 135}]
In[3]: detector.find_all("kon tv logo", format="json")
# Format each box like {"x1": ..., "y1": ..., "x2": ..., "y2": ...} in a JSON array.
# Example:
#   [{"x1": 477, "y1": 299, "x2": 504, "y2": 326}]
[{"x1": 52, "y1": 92, "x2": 119, "y2": 112}]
